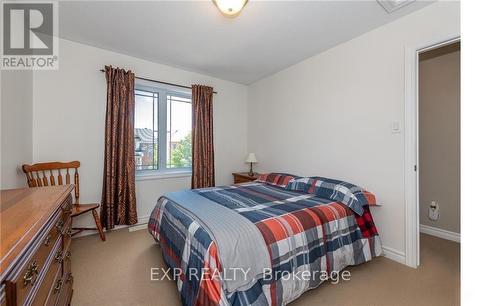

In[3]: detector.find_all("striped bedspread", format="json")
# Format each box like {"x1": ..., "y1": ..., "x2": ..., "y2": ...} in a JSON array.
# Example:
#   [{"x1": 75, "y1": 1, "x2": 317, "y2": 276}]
[{"x1": 148, "y1": 182, "x2": 382, "y2": 306}]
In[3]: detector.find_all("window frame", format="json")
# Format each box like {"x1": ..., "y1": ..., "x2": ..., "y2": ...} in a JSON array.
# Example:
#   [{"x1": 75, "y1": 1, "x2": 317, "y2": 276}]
[{"x1": 134, "y1": 80, "x2": 192, "y2": 179}]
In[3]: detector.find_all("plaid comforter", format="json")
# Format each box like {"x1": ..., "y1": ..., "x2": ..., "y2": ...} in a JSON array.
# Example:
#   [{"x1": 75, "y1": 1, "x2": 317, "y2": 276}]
[{"x1": 149, "y1": 182, "x2": 382, "y2": 306}]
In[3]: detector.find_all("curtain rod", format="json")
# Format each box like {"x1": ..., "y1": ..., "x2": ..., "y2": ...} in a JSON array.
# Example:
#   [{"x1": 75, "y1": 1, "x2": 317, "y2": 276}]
[{"x1": 99, "y1": 69, "x2": 218, "y2": 94}]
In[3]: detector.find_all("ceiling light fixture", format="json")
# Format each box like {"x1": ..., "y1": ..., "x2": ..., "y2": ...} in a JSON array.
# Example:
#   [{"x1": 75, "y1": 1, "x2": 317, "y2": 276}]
[{"x1": 213, "y1": 0, "x2": 248, "y2": 17}]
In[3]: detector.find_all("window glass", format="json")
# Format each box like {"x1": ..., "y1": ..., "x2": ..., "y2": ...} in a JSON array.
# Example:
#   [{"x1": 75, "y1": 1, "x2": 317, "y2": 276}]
[
  {"x1": 166, "y1": 95, "x2": 192, "y2": 168},
  {"x1": 134, "y1": 90, "x2": 158, "y2": 170},
  {"x1": 134, "y1": 84, "x2": 192, "y2": 174}
]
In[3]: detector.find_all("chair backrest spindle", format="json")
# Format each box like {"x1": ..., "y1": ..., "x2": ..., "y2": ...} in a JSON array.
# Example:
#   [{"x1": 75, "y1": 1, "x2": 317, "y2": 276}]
[
  {"x1": 36, "y1": 172, "x2": 42, "y2": 187},
  {"x1": 49, "y1": 170, "x2": 55, "y2": 186},
  {"x1": 65, "y1": 169, "x2": 70, "y2": 185},
  {"x1": 26, "y1": 172, "x2": 36, "y2": 187},
  {"x1": 42, "y1": 171, "x2": 48, "y2": 186},
  {"x1": 57, "y1": 169, "x2": 63, "y2": 185},
  {"x1": 74, "y1": 168, "x2": 80, "y2": 204}
]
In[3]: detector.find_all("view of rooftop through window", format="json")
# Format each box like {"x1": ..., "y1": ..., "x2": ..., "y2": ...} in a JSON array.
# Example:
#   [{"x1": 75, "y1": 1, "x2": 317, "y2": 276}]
[{"x1": 134, "y1": 86, "x2": 192, "y2": 172}]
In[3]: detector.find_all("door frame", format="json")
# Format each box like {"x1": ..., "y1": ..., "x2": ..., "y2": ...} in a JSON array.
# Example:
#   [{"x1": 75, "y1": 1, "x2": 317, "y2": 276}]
[{"x1": 404, "y1": 35, "x2": 460, "y2": 268}]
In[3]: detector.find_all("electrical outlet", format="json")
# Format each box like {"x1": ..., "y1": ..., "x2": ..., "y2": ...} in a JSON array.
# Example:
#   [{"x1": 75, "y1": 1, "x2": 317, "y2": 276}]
[{"x1": 428, "y1": 201, "x2": 439, "y2": 221}]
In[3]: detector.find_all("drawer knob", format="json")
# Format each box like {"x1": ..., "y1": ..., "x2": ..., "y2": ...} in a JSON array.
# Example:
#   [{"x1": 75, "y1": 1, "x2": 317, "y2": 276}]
[
  {"x1": 65, "y1": 272, "x2": 73, "y2": 284},
  {"x1": 64, "y1": 228, "x2": 72, "y2": 237},
  {"x1": 53, "y1": 279, "x2": 63, "y2": 293},
  {"x1": 63, "y1": 204, "x2": 72, "y2": 213},
  {"x1": 55, "y1": 250, "x2": 63, "y2": 263},
  {"x1": 44, "y1": 234, "x2": 52, "y2": 246},
  {"x1": 65, "y1": 251, "x2": 72, "y2": 260},
  {"x1": 56, "y1": 220, "x2": 64, "y2": 233},
  {"x1": 22, "y1": 261, "x2": 39, "y2": 287}
]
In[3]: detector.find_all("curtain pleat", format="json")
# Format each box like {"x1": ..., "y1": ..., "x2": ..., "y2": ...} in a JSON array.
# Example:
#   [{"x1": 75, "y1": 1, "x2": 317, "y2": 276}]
[
  {"x1": 191, "y1": 85, "x2": 215, "y2": 189},
  {"x1": 101, "y1": 65, "x2": 138, "y2": 229}
]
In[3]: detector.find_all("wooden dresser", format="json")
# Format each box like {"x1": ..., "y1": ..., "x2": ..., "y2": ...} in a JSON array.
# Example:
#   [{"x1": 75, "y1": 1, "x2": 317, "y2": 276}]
[{"x1": 0, "y1": 186, "x2": 74, "y2": 306}]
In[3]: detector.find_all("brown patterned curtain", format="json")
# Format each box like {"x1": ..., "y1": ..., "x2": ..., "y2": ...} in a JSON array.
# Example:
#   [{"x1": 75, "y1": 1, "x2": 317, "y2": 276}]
[
  {"x1": 101, "y1": 66, "x2": 138, "y2": 230},
  {"x1": 191, "y1": 85, "x2": 215, "y2": 189}
]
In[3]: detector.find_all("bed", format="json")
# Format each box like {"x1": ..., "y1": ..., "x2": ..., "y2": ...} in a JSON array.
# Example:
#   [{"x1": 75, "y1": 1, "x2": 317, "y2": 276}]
[{"x1": 148, "y1": 173, "x2": 382, "y2": 306}]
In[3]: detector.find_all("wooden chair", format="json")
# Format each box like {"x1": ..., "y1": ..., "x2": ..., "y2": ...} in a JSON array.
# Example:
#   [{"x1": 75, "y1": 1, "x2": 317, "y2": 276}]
[{"x1": 22, "y1": 161, "x2": 106, "y2": 241}]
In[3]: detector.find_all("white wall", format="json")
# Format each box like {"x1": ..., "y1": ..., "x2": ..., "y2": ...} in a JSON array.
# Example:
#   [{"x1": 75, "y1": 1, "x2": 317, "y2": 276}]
[
  {"x1": 33, "y1": 39, "x2": 248, "y2": 228},
  {"x1": 248, "y1": 2, "x2": 460, "y2": 256},
  {"x1": 1, "y1": 70, "x2": 33, "y2": 189}
]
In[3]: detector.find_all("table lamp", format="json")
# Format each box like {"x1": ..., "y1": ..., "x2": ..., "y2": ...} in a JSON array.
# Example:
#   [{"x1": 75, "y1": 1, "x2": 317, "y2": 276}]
[{"x1": 245, "y1": 153, "x2": 258, "y2": 176}]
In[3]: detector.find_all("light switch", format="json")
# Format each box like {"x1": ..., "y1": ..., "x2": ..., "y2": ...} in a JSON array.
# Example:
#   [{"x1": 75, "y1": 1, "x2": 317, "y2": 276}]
[{"x1": 392, "y1": 121, "x2": 401, "y2": 133}]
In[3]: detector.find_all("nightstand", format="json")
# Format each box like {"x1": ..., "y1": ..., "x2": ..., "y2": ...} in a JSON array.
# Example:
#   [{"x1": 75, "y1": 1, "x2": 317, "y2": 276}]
[{"x1": 232, "y1": 172, "x2": 260, "y2": 184}]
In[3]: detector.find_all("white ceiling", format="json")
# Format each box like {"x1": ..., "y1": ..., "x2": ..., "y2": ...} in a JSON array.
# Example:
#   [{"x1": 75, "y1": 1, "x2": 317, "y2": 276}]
[{"x1": 59, "y1": 1, "x2": 432, "y2": 84}]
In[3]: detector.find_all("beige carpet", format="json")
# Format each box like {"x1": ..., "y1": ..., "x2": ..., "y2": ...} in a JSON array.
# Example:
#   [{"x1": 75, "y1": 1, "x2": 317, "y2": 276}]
[{"x1": 71, "y1": 229, "x2": 459, "y2": 306}]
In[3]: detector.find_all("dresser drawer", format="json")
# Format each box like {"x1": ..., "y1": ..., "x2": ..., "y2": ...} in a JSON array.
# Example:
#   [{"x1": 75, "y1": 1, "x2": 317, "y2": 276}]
[
  {"x1": 41, "y1": 267, "x2": 62, "y2": 306},
  {"x1": 56, "y1": 272, "x2": 73, "y2": 306},
  {"x1": 62, "y1": 249, "x2": 71, "y2": 277},
  {"x1": 61, "y1": 220, "x2": 72, "y2": 254},
  {"x1": 5, "y1": 212, "x2": 65, "y2": 306},
  {"x1": 61, "y1": 197, "x2": 72, "y2": 224},
  {"x1": 30, "y1": 239, "x2": 63, "y2": 306},
  {"x1": 59, "y1": 248, "x2": 72, "y2": 306},
  {"x1": 42, "y1": 217, "x2": 63, "y2": 258},
  {"x1": 1, "y1": 284, "x2": 6, "y2": 306}
]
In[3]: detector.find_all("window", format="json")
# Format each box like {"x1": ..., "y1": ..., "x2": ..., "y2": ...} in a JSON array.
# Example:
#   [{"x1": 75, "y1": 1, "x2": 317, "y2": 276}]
[{"x1": 134, "y1": 81, "x2": 192, "y2": 176}]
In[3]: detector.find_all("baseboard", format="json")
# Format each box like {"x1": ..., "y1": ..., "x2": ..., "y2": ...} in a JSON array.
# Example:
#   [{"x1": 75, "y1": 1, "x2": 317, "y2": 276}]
[
  {"x1": 138, "y1": 215, "x2": 149, "y2": 224},
  {"x1": 72, "y1": 215, "x2": 149, "y2": 238},
  {"x1": 382, "y1": 246, "x2": 406, "y2": 265},
  {"x1": 420, "y1": 224, "x2": 460, "y2": 242},
  {"x1": 128, "y1": 216, "x2": 149, "y2": 232}
]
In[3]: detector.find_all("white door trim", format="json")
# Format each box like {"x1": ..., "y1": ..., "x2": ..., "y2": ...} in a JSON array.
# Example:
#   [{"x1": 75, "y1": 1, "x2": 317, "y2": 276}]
[{"x1": 404, "y1": 35, "x2": 460, "y2": 268}]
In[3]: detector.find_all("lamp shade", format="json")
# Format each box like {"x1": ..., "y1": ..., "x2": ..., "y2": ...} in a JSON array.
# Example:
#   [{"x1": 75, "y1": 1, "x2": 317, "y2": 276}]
[{"x1": 245, "y1": 153, "x2": 258, "y2": 163}]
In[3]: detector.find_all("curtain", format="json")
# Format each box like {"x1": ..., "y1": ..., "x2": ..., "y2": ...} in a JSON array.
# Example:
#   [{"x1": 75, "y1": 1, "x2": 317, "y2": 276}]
[
  {"x1": 101, "y1": 65, "x2": 138, "y2": 229},
  {"x1": 191, "y1": 85, "x2": 215, "y2": 189}
]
